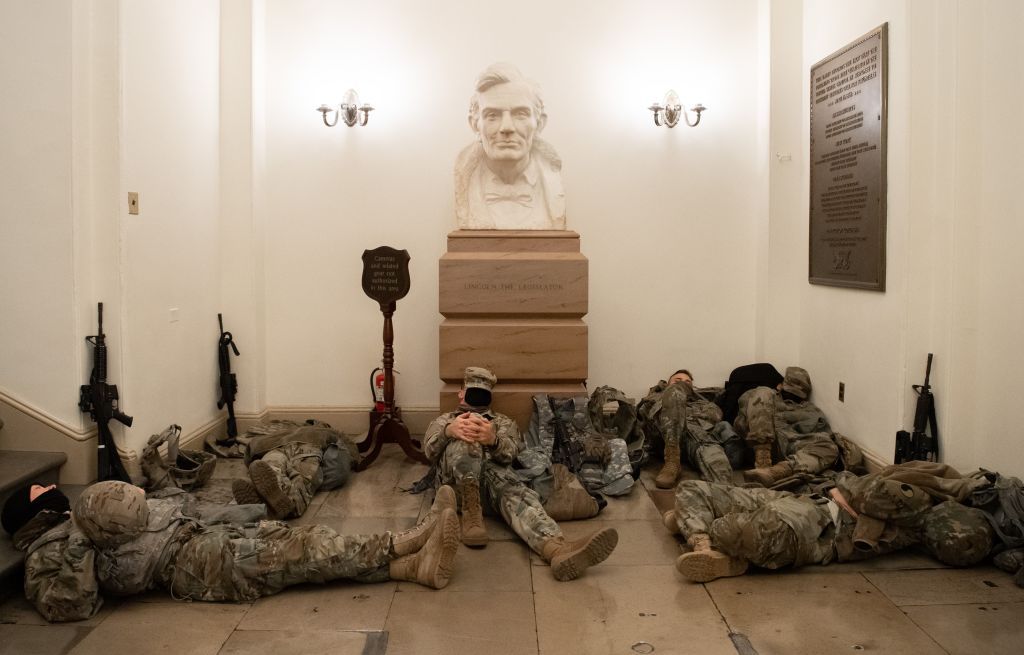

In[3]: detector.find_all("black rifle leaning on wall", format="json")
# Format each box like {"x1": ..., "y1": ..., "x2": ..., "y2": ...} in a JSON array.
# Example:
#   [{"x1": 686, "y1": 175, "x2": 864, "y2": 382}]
[
  {"x1": 216, "y1": 313, "x2": 241, "y2": 444},
  {"x1": 895, "y1": 353, "x2": 939, "y2": 463},
  {"x1": 79, "y1": 302, "x2": 133, "y2": 482}
]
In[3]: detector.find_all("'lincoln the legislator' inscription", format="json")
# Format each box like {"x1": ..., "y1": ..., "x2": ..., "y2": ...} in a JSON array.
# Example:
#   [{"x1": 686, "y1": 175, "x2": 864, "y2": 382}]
[{"x1": 809, "y1": 23, "x2": 888, "y2": 291}]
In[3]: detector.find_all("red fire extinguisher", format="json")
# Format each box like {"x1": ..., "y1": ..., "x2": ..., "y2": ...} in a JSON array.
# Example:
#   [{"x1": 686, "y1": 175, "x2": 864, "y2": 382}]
[{"x1": 370, "y1": 367, "x2": 386, "y2": 412}]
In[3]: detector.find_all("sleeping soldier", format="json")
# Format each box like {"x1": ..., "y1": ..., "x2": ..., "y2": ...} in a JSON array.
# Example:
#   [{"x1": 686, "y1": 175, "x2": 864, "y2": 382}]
[
  {"x1": 735, "y1": 366, "x2": 840, "y2": 486},
  {"x1": 1, "y1": 480, "x2": 460, "y2": 622},
  {"x1": 639, "y1": 370, "x2": 737, "y2": 489},
  {"x1": 663, "y1": 461, "x2": 994, "y2": 582}
]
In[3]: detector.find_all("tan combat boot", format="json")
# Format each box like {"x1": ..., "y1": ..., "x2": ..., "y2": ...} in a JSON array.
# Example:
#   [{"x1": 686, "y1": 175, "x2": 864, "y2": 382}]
[
  {"x1": 458, "y1": 478, "x2": 488, "y2": 548},
  {"x1": 663, "y1": 509, "x2": 680, "y2": 535},
  {"x1": 249, "y1": 459, "x2": 295, "y2": 517},
  {"x1": 753, "y1": 444, "x2": 773, "y2": 469},
  {"x1": 392, "y1": 485, "x2": 458, "y2": 557},
  {"x1": 389, "y1": 508, "x2": 460, "y2": 589},
  {"x1": 655, "y1": 443, "x2": 682, "y2": 489},
  {"x1": 544, "y1": 464, "x2": 599, "y2": 521},
  {"x1": 743, "y1": 460, "x2": 794, "y2": 487},
  {"x1": 541, "y1": 527, "x2": 619, "y2": 581},
  {"x1": 675, "y1": 533, "x2": 748, "y2": 582}
]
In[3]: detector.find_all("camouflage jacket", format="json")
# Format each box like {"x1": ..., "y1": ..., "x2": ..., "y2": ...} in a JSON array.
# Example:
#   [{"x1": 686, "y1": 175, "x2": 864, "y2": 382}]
[
  {"x1": 23, "y1": 492, "x2": 264, "y2": 622},
  {"x1": 735, "y1": 389, "x2": 831, "y2": 441},
  {"x1": 423, "y1": 408, "x2": 521, "y2": 466}
]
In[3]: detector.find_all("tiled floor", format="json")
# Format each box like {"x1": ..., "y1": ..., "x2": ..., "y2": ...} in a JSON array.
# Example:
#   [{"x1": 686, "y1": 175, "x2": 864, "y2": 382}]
[{"x1": 2, "y1": 445, "x2": 1023, "y2": 655}]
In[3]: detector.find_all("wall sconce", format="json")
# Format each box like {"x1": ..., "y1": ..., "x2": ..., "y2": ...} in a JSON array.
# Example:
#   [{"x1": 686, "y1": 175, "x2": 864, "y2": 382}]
[
  {"x1": 648, "y1": 90, "x2": 705, "y2": 128},
  {"x1": 317, "y1": 89, "x2": 374, "y2": 127}
]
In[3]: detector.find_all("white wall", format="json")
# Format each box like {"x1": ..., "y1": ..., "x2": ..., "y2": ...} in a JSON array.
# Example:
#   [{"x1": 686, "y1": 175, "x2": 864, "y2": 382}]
[
  {"x1": 0, "y1": 1, "x2": 80, "y2": 426},
  {"x1": 262, "y1": 0, "x2": 764, "y2": 408},
  {"x1": 119, "y1": 0, "x2": 223, "y2": 449}
]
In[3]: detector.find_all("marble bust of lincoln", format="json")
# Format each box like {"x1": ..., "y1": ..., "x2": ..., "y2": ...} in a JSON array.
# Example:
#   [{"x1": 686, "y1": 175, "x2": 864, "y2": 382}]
[{"x1": 454, "y1": 63, "x2": 566, "y2": 230}]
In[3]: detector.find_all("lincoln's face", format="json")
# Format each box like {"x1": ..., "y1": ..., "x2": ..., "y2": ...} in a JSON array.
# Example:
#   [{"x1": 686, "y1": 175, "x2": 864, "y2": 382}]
[{"x1": 472, "y1": 81, "x2": 545, "y2": 164}]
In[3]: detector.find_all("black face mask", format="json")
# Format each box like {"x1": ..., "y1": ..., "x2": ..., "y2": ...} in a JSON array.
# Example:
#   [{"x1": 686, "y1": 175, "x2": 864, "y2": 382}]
[{"x1": 464, "y1": 388, "x2": 492, "y2": 408}]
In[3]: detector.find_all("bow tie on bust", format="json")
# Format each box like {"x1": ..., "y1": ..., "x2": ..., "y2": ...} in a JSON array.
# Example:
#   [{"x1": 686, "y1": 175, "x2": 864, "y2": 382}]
[{"x1": 484, "y1": 191, "x2": 533, "y2": 207}]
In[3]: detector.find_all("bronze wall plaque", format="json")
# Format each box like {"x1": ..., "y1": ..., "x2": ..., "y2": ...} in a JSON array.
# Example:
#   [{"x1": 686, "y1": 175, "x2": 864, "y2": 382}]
[
  {"x1": 809, "y1": 23, "x2": 888, "y2": 291},
  {"x1": 361, "y1": 246, "x2": 411, "y2": 306}
]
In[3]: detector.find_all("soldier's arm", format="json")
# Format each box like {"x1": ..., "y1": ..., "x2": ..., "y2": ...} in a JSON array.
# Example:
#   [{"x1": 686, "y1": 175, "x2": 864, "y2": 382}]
[
  {"x1": 487, "y1": 416, "x2": 521, "y2": 465},
  {"x1": 423, "y1": 414, "x2": 455, "y2": 463},
  {"x1": 24, "y1": 527, "x2": 103, "y2": 623}
]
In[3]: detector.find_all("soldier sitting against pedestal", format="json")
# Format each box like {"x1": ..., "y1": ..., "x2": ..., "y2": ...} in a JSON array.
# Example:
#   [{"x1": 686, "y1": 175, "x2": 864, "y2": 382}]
[{"x1": 423, "y1": 366, "x2": 618, "y2": 581}]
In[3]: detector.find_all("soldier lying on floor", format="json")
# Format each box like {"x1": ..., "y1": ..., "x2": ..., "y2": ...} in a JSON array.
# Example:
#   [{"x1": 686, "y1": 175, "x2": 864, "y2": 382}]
[
  {"x1": 214, "y1": 420, "x2": 356, "y2": 519},
  {"x1": 1, "y1": 480, "x2": 460, "y2": 622},
  {"x1": 663, "y1": 461, "x2": 995, "y2": 582}
]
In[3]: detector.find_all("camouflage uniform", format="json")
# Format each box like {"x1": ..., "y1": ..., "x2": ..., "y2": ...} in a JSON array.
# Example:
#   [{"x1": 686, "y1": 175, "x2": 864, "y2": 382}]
[
  {"x1": 23, "y1": 487, "x2": 393, "y2": 623},
  {"x1": 734, "y1": 367, "x2": 838, "y2": 475},
  {"x1": 671, "y1": 462, "x2": 992, "y2": 572},
  {"x1": 423, "y1": 408, "x2": 562, "y2": 554},
  {"x1": 639, "y1": 380, "x2": 734, "y2": 484},
  {"x1": 238, "y1": 420, "x2": 356, "y2": 518}
]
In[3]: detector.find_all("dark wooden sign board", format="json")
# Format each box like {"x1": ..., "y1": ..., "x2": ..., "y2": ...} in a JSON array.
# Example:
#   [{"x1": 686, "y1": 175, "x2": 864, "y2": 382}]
[
  {"x1": 357, "y1": 246, "x2": 428, "y2": 470},
  {"x1": 809, "y1": 23, "x2": 888, "y2": 291}
]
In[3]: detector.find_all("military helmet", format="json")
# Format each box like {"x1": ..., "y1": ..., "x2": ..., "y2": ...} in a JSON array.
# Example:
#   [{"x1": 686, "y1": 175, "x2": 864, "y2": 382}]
[
  {"x1": 781, "y1": 367, "x2": 812, "y2": 400},
  {"x1": 73, "y1": 481, "x2": 149, "y2": 548},
  {"x1": 168, "y1": 449, "x2": 216, "y2": 490},
  {"x1": 922, "y1": 501, "x2": 994, "y2": 566}
]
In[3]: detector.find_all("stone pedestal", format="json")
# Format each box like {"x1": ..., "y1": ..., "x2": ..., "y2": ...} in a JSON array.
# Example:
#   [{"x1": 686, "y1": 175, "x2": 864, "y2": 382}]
[{"x1": 439, "y1": 230, "x2": 588, "y2": 427}]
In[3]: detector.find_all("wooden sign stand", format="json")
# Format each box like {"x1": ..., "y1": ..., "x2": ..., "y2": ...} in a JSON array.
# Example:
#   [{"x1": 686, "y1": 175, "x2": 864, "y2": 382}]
[{"x1": 358, "y1": 247, "x2": 429, "y2": 470}]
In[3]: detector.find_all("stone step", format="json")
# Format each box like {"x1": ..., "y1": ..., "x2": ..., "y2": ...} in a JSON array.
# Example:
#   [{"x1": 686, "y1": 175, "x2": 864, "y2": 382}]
[{"x1": 0, "y1": 450, "x2": 71, "y2": 602}]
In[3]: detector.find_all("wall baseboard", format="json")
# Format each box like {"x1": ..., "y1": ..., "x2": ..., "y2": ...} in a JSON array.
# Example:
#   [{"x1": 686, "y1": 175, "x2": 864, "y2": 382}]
[{"x1": 0, "y1": 396, "x2": 444, "y2": 484}]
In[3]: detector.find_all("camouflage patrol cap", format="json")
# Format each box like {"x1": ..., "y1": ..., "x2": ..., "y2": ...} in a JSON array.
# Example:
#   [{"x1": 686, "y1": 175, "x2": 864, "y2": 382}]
[
  {"x1": 464, "y1": 367, "x2": 497, "y2": 406},
  {"x1": 464, "y1": 367, "x2": 497, "y2": 391},
  {"x1": 781, "y1": 367, "x2": 812, "y2": 400},
  {"x1": 922, "y1": 501, "x2": 994, "y2": 567},
  {"x1": 73, "y1": 480, "x2": 149, "y2": 549}
]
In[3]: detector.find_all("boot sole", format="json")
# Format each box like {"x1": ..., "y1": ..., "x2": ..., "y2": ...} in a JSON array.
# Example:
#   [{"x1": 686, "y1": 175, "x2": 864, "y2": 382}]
[
  {"x1": 461, "y1": 530, "x2": 489, "y2": 548},
  {"x1": 552, "y1": 528, "x2": 619, "y2": 581},
  {"x1": 428, "y1": 509, "x2": 461, "y2": 589},
  {"x1": 675, "y1": 551, "x2": 748, "y2": 583},
  {"x1": 231, "y1": 479, "x2": 263, "y2": 506},
  {"x1": 250, "y1": 460, "x2": 294, "y2": 517}
]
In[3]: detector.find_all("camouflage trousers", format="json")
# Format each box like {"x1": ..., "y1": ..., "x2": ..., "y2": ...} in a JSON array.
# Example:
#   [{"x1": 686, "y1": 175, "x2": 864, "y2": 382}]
[
  {"x1": 257, "y1": 442, "x2": 325, "y2": 518},
  {"x1": 654, "y1": 385, "x2": 733, "y2": 484},
  {"x1": 166, "y1": 521, "x2": 392, "y2": 602},
  {"x1": 672, "y1": 480, "x2": 836, "y2": 569},
  {"x1": 738, "y1": 388, "x2": 838, "y2": 474},
  {"x1": 437, "y1": 440, "x2": 561, "y2": 554}
]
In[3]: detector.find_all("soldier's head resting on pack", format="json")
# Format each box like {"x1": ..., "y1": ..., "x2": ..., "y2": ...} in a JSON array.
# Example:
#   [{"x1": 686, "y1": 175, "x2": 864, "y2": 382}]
[
  {"x1": 779, "y1": 366, "x2": 812, "y2": 402},
  {"x1": 668, "y1": 369, "x2": 693, "y2": 385},
  {"x1": 462, "y1": 366, "x2": 497, "y2": 408},
  {"x1": 2, "y1": 484, "x2": 70, "y2": 536},
  {"x1": 922, "y1": 500, "x2": 994, "y2": 567},
  {"x1": 73, "y1": 480, "x2": 150, "y2": 548}
]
